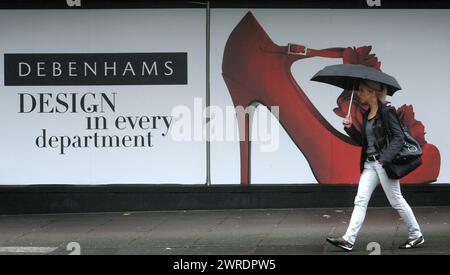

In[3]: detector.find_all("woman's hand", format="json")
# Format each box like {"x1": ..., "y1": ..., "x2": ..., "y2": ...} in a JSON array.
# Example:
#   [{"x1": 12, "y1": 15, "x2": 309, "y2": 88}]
[{"x1": 343, "y1": 116, "x2": 353, "y2": 128}]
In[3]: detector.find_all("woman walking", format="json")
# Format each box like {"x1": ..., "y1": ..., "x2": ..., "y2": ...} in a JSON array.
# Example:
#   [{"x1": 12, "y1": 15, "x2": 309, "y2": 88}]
[{"x1": 326, "y1": 79, "x2": 424, "y2": 251}]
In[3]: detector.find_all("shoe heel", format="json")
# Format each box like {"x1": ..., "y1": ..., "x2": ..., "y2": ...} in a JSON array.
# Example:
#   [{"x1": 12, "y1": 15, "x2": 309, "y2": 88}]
[{"x1": 223, "y1": 75, "x2": 259, "y2": 185}]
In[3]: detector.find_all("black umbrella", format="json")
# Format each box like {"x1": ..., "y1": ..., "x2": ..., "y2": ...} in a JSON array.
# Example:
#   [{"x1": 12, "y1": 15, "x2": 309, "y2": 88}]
[{"x1": 310, "y1": 63, "x2": 401, "y2": 116}]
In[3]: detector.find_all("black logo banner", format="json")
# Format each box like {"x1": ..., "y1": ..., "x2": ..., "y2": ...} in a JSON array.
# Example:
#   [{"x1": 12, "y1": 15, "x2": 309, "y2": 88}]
[{"x1": 4, "y1": 53, "x2": 188, "y2": 86}]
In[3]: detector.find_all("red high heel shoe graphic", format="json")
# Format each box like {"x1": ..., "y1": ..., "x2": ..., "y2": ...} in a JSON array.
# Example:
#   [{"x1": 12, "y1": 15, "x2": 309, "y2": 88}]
[{"x1": 222, "y1": 11, "x2": 441, "y2": 185}]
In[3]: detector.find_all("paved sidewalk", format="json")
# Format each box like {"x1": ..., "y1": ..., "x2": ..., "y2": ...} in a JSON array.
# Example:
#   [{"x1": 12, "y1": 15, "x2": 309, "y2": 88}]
[{"x1": 0, "y1": 207, "x2": 449, "y2": 255}]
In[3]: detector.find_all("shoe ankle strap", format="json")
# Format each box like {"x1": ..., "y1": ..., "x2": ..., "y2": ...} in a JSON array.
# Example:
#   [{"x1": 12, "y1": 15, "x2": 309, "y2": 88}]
[
  {"x1": 286, "y1": 43, "x2": 345, "y2": 58},
  {"x1": 261, "y1": 42, "x2": 345, "y2": 59}
]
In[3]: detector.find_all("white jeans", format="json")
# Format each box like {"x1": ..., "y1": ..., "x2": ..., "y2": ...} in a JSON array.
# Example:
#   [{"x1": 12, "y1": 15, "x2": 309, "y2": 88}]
[{"x1": 343, "y1": 160, "x2": 422, "y2": 245}]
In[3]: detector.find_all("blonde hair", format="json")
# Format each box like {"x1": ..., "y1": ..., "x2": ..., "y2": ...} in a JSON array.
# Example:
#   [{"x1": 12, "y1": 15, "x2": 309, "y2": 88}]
[{"x1": 360, "y1": 80, "x2": 388, "y2": 103}]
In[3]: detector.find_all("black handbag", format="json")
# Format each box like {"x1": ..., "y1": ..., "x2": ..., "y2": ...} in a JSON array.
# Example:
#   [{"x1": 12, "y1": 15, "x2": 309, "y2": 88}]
[{"x1": 383, "y1": 111, "x2": 423, "y2": 179}]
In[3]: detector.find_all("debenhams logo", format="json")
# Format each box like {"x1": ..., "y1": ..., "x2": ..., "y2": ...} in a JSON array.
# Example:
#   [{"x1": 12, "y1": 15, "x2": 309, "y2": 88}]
[{"x1": 4, "y1": 53, "x2": 187, "y2": 86}]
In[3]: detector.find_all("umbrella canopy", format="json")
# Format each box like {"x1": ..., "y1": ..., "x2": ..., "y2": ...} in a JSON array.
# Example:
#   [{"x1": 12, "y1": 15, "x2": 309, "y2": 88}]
[{"x1": 310, "y1": 63, "x2": 401, "y2": 96}]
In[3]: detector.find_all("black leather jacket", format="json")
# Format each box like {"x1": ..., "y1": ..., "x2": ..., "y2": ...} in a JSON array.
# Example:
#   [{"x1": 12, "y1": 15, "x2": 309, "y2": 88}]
[{"x1": 344, "y1": 100, "x2": 405, "y2": 173}]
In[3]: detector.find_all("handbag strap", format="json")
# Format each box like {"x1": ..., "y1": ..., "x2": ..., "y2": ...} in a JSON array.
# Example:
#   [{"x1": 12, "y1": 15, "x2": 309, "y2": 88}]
[
  {"x1": 383, "y1": 106, "x2": 415, "y2": 143},
  {"x1": 381, "y1": 106, "x2": 405, "y2": 146},
  {"x1": 381, "y1": 107, "x2": 392, "y2": 145}
]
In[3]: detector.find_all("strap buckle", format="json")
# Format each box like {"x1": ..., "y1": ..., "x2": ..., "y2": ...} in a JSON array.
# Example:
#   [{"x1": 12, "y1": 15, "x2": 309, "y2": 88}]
[{"x1": 287, "y1": 43, "x2": 308, "y2": 56}]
